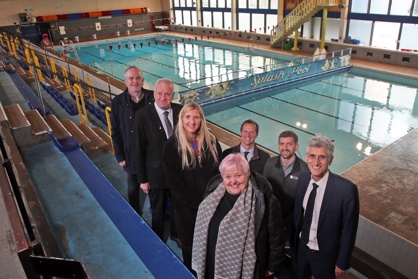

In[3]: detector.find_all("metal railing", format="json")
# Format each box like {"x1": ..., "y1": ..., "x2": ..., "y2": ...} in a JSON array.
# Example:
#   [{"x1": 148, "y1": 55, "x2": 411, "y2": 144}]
[{"x1": 270, "y1": 0, "x2": 345, "y2": 47}]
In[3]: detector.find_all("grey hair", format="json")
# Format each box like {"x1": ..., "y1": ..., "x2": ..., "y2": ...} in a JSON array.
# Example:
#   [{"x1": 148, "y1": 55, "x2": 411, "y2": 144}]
[
  {"x1": 219, "y1": 153, "x2": 250, "y2": 177},
  {"x1": 124, "y1": 66, "x2": 143, "y2": 80},
  {"x1": 306, "y1": 134, "x2": 334, "y2": 159},
  {"x1": 154, "y1": 78, "x2": 174, "y2": 93}
]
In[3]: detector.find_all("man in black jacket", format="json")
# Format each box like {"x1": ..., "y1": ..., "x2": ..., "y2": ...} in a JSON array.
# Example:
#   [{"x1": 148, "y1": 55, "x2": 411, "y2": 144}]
[
  {"x1": 263, "y1": 130, "x2": 308, "y2": 277},
  {"x1": 222, "y1": 119, "x2": 270, "y2": 174},
  {"x1": 133, "y1": 78, "x2": 182, "y2": 240},
  {"x1": 110, "y1": 66, "x2": 154, "y2": 215}
]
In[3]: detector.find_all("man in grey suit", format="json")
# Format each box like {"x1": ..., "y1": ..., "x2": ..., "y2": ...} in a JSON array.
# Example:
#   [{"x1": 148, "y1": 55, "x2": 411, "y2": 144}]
[
  {"x1": 133, "y1": 78, "x2": 182, "y2": 240},
  {"x1": 294, "y1": 135, "x2": 359, "y2": 279}
]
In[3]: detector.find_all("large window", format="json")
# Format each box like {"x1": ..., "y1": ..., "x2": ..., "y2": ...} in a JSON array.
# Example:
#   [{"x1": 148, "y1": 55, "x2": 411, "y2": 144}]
[
  {"x1": 213, "y1": 12, "x2": 223, "y2": 28},
  {"x1": 371, "y1": 22, "x2": 400, "y2": 50},
  {"x1": 350, "y1": 0, "x2": 368, "y2": 13},
  {"x1": 174, "y1": 10, "x2": 183, "y2": 24},
  {"x1": 252, "y1": 13, "x2": 265, "y2": 33},
  {"x1": 203, "y1": 11, "x2": 212, "y2": 27},
  {"x1": 369, "y1": 0, "x2": 389, "y2": 15},
  {"x1": 349, "y1": 20, "x2": 372, "y2": 45},
  {"x1": 390, "y1": 0, "x2": 413, "y2": 16},
  {"x1": 183, "y1": 10, "x2": 191, "y2": 25},
  {"x1": 239, "y1": 13, "x2": 251, "y2": 32},
  {"x1": 399, "y1": 24, "x2": 418, "y2": 51},
  {"x1": 238, "y1": 0, "x2": 247, "y2": 8},
  {"x1": 224, "y1": 12, "x2": 232, "y2": 30},
  {"x1": 172, "y1": 0, "x2": 418, "y2": 51}
]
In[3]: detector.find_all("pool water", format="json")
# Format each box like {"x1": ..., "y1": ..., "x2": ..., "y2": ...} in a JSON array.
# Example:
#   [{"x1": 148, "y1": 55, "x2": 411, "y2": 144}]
[
  {"x1": 204, "y1": 69, "x2": 418, "y2": 174},
  {"x1": 67, "y1": 35, "x2": 418, "y2": 174},
  {"x1": 66, "y1": 34, "x2": 293, "y2": 92}
]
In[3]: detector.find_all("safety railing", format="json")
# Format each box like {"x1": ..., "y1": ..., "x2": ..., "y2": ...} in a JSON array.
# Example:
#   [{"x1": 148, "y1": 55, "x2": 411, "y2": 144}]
[{"x1": 270, "y1": 0, "x2": 345, "y2": 47}]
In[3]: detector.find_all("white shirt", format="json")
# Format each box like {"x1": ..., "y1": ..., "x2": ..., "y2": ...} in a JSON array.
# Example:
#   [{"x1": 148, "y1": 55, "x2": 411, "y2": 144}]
[
  {"x1": 154, "y1": 103, "x2": 172, "y2": 139},
  {"x1": 240, "y1": 145, "x2": 254, "y2": 161},
  {"x1": 302, "y1": 171, "x2": 329, "y2": 251}
]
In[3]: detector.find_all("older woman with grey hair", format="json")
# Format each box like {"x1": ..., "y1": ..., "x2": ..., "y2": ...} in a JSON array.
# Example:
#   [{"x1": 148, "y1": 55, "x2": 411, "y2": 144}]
[{"x1": 192, "y1": 153, "x2": 285, "y2": 279}]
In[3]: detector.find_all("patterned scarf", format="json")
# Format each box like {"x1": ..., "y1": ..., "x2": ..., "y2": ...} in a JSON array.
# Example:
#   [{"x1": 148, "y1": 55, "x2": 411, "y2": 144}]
[{"x1": 192, "y1": 180, "x2": 257, "y2": 278}]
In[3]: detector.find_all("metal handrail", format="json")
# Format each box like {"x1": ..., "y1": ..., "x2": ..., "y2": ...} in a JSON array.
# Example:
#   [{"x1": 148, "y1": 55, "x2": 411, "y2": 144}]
[{"x1": 270, "y1": 0, "x2": 345, "y2": 46}]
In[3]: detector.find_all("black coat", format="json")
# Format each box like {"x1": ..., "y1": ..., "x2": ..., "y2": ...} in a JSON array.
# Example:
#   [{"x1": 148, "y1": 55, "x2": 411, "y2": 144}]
[
  {"x1": 133, "y1": 102, "x2": 182, "y2": 188},
  {"x1": 205, "y1": 172, "x2": 285, "y2": 278},
  {"x1": 110, "y1": 88, "x2": 153, "y2": 174},
  {"x1": 222, "y1": 144, "x2": 270, "y2": 175},
  {"x1": 162, "y1": 136, "x2": 222, "y2": 246}
]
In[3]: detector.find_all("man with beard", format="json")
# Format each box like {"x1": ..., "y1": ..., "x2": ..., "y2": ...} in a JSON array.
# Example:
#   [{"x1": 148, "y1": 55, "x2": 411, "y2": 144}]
[{"x1": 263, "y1": 130, "x2": 308, "y2": 276}]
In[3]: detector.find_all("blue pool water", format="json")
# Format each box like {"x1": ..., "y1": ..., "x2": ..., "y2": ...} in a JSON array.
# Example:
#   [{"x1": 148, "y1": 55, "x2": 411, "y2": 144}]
[{"x1": 66, "y1": 34, "x2": 418, "y2": 174}]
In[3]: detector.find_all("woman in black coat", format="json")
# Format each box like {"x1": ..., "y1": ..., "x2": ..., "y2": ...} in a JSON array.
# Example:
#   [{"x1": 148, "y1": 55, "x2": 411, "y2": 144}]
[
  {"x1": 162, "y1": 102, "x2": 222, "y2": 272},
  {"x1": 192, "y1": 153, "x2": 285, "y2": 279}
]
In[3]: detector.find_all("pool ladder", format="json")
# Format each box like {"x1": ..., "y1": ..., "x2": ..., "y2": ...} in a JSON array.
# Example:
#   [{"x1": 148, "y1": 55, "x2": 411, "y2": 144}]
[{"x1": 59, "y1": 39, "x2": 80, "y2": 61}]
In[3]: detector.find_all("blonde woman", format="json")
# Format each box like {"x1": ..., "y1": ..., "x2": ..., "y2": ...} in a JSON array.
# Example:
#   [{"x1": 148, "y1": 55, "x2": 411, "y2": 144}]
[{"x1": 162, "y1": 102, "x2": 222, "y2": 272}]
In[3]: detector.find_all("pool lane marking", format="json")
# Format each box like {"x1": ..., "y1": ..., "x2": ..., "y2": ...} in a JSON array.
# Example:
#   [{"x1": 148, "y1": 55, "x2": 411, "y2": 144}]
[
  {"x1": 269, "y1": 95, "x2": 354, "y2": 124},
  {"x1": 237, "y1": 106, "x2": 316, "y2": 136}
]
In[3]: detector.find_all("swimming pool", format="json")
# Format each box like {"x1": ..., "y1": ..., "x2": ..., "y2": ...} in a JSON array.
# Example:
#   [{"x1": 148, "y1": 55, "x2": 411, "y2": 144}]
[{"x1": 67, "y1": 34, "x2": 418, "y2": 174}]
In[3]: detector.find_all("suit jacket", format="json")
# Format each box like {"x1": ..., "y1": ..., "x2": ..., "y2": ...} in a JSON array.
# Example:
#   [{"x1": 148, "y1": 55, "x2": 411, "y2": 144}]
[
  {"x1": 222, "y1": 143, "x2": 270, "y2": 174},
  {"x1": 133, "y1": 102, "x2": 182, "y2": 189},
  {"x1": 294, "y1": 171, "x2": 359, "y2": 270}
]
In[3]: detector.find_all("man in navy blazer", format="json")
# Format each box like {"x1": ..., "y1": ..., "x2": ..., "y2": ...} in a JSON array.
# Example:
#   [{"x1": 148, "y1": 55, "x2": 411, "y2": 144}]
[
  {"x1": 133, "y1": 78, "x2": 182, "y2": 240},
  {"x1": 294, "y1": 135, "x2": 359, "y2": 279}
]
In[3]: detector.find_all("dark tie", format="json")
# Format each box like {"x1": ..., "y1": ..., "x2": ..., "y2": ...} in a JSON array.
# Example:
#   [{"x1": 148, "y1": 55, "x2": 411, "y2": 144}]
[
  {"x1": 163, "y1": 111, "x2": 173, "y2": 137},
  {"x1": 244, "y1": 151, "x2": 250, "y2": 161},
  {"x1": 301, "y1": 183, "x2": 319, "y2": 244}
]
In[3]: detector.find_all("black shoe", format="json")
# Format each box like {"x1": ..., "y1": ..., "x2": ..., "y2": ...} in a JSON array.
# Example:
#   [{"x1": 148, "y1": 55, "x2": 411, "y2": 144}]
[{"x1": 170, "y1": 236, "x2": 183, "y2": 249}]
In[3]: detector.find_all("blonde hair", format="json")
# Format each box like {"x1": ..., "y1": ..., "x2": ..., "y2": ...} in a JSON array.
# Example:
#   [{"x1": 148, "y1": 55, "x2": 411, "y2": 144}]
[{"x1": 175, "y1": 102, "x2": 219, "y2": 169}]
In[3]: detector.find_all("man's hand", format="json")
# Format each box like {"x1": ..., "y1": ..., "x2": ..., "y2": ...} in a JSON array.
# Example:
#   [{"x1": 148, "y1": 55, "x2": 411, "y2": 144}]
[
  {"x1": 335, "y1": 266, "x2": 346, "y2": 277},
  {"x1": 119, "y1": 160, "x2": 127, "y2": 167},
  {"x1": 264, "y1": 270, "x2": 274, "y2": 278},
  {"x1": 140, "y1": 182, "x2": 150, "y2": 195}
]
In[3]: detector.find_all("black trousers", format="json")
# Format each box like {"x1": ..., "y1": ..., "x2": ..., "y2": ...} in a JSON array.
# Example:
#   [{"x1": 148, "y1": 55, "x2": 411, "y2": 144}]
[
  {"x1": 127, "y1": 172, "x2": 146, "y2": 215},
  {"x1": 149, "y1": 187, "x2": 170, "y2": 240}
]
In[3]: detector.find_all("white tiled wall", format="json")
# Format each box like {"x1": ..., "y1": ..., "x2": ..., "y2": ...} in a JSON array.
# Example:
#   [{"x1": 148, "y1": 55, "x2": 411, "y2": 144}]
[{"x1": 355, "y1": 216, "x2": 418, "y2": 278}]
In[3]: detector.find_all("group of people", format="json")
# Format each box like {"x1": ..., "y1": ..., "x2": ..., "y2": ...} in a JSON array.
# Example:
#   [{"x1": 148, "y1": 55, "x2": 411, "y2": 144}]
[{"x1": 111, "y1": 66, "x2": 360, "y2": 279}]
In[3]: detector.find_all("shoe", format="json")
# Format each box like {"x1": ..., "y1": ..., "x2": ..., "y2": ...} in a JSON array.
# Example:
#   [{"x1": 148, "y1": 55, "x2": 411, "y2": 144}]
[{"x1": 170, "y1": 236, "x2": 183, "y2": 249}]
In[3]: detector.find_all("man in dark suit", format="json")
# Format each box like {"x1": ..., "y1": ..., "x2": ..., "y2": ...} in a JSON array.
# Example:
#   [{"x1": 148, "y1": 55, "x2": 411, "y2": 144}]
[
  {"x1": 110, "y1": 66, "x2": 153, "y2": 215},
  {"x1": 294, "y1": 135, "x2": 359, "y2": 279},
  {"x1": 133, "y1": 78, "x2": 182, "y2": 240},
  {"x1": 222, "y1": 119, "x2": 270, "y2": 174}
]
